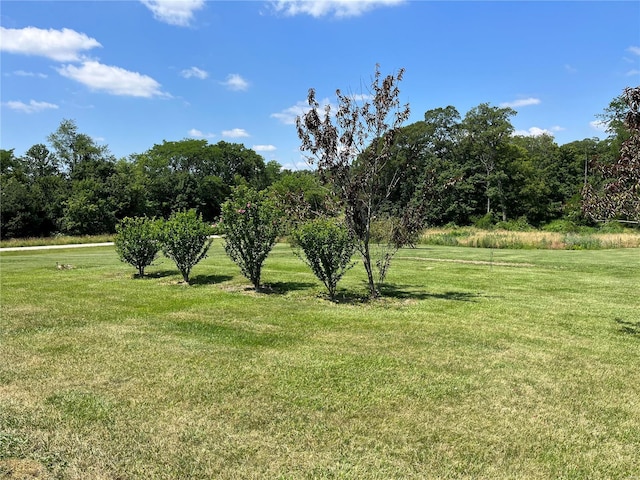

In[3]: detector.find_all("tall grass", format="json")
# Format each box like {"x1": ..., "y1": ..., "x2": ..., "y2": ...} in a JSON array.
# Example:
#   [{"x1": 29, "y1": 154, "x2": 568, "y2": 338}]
[
  {"x1": 0, "y1": 234, "x2": 114, "y2": 249},
  {"x1": 421, "y1": 227, "x2": 640, "y2": 250}
]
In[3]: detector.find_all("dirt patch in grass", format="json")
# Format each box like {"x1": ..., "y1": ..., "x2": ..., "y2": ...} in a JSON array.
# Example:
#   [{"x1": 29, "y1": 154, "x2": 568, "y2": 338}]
[{"x1": 0, "y1": 458, "x2": 51, "y2": 479}]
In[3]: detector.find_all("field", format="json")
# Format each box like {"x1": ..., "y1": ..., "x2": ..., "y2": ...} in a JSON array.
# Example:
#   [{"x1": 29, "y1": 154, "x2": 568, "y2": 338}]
[{"x1": 1, "y1": 243, "x2": 639, "y2": 479}]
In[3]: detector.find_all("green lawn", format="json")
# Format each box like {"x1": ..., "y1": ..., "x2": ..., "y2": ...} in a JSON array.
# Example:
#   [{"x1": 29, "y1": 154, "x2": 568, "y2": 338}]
[{"x1": 1, "y1": 243, "x2": 639, "y2": 479}]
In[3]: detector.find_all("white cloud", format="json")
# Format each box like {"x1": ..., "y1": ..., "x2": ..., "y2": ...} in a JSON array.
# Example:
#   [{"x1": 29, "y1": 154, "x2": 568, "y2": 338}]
[
  {"x1": 627, "y1": 69, "x2": 640, "y2": 77},
  {"x1": 140, "y1": 0, "x2": 205, "y2": 26},
  {"x1": 564, "y1": 64, "x2": 578, "y2": 74},
  {"x1": 0, "y1": 26, "x2": 101, "y2": 62},
  {"x1": 500, "y1": 97, "x2": 541, "y2": 108},
  {"x1": 252, "y1": 145, "x2": 277, "y2": 152},
  {"x1": 188, "y1": 128, "x2": 215, "y2": 138},
  {"x1": 350, "y1": 93, "x2": 373, "y2": 102},
  {"x1": 222, "y1": 128, "x2": 250, "y2": 138},
  {"x1": 9, "y1": 70, "x2": 48, "y2": 78},
  {"x1": 3, "y1": 100, "x2": 59, "y2": 114},
  {"x1": 271, "y1": 97, "x2": 335, "y2": 125},
  {"x1": 181, "y1": 67, "x2": 208, "y2": 79},
  {"x1": 222, "y1": 74, "x2": 249, "y2": 91},
  {"x1": 514, "y1": 127, "x2": 553, "y2": 137},
  {"x1": 627, "y1": 46, "x2": 640, "y2": 56},
  {"x1": 57, "y1": 61, "x2": 168, "y2": 98},
  {"x1": 271, "y1": 101, "x2": 309, "y2": 125},
  {"x1": 590, "y1": 120, "x2": 608, "y2": 132},
  {"x1": 281, "y1": 154, "x2": 314, "y2": 171},
  {"x1": 272, "y1": 0, "x2": 405, "y2": 18}
]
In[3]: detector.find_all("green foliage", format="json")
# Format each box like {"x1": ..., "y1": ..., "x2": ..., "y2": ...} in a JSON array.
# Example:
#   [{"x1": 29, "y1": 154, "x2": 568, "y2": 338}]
[
  {"x1": 220, "y1": 186, "x2": 281, "y2": 289},
  {"x1": 473, "y1": 212, "x2": 496, "y2": 230},
  {"x1": 114, "y1": 217, "x2": 161, "y2": 277},
  {"x1": 495, "y1": 216, "x2": 533, "y2": 232},
  {"x1": 268, "y1": 171, "x2": 333, "y2": 234},
  {"x1": 291, "y1": 218, "x2": 356, "y2": 300},
  {"x1": 160, "y1": 210, "x2": 213, "y2": 283},
  {"x1": 598, "y1": 221, "x2": 628, "y2": 233},
  {"x1": 563, "y1": 233, "x2": 602, "y2": 250},
  {"x1": 60, "y1": 181, "x2": 116, "y2": 235},
  {"x1": 542, "y1": 219, "x2": 580, "y2": 233}
]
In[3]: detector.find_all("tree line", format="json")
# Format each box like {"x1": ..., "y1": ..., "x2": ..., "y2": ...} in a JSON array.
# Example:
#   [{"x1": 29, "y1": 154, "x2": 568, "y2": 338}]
[{"x1": 0, "y1": 88, "x2": 634, "y2": 241}]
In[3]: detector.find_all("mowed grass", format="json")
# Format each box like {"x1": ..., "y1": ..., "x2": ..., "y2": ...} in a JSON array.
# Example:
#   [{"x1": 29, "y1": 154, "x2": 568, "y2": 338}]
[{"x1": 1, "y1": 243, "x2": 639, "y2": 479}]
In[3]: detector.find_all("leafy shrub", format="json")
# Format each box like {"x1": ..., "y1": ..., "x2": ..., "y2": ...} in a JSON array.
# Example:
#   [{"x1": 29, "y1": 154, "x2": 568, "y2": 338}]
[
  {"x1": 114, "y1": 216, "x2": 161, "y2": 277},
  {"x1": 422, "y1": 233, "x2": 460, "y2": 246},
  {"x1": 598, "y1": 221, "x2": 627, "y2": 233},
  {"x1": 292, "y1": 219, "x2": 356, "y2": 300},
  {"x1": 542, "y1": 219, "x2": 580, "y2": 233},
  {"x1": 495, "y1": 216, "x2": 533, "y2": 232},
  {"x1": 160, "y1": 210, "x2": 213, "y2": 283},
  {"x1": 472, "y1": 213, "x2": 496, "y2": 230},
  {"x1": 220, "y1": 186, "x2": 281, "y2": 289}
]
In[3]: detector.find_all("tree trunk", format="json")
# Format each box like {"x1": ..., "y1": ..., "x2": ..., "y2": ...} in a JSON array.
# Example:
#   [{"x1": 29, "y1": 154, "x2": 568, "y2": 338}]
[{"x1": 361, "y1": 241, "x2": 378, "y2": 298}]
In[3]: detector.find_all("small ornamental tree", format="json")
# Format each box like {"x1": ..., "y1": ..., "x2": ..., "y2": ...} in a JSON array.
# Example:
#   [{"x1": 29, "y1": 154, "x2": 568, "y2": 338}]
[
  {"x1": 114, "y1": 216, "x2": 161, "y2": 277},
  {"x1": 583, "y1": 86, "x2": 640, "y2": 224},
  {"x1": 292, "y1": 218, "x2": 356, "y2": 300},
  {"x1": 220, "y1": 185, "x2": 281, "y2": 289},
  {"x1": 160, "y1": 209, "x2": 213, "y2": 283},
  {"x1": 296, "y1": 65, "x2": 414, "y2": 298}
]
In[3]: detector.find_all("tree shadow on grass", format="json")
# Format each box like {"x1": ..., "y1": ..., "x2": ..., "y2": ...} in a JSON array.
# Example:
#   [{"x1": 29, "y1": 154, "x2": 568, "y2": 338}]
[
  {"x1": 136, "y1": 270, "x2": 176, "y2": 279},
  {"x1": 189, "y1": 274, "x2": 234, "y2": 286},
  {"x1": 615, "y1": 318, "x2": 640, "y2": 336},
  {"x1": 379, "y1": 284, "x2": 481, "y2": 302},
  {"x1": 321, "y1": 286, "x2": 482, "y2": 305},
  {"x1": 257, "y1": 281, "x2": 317, "y2": 295}
]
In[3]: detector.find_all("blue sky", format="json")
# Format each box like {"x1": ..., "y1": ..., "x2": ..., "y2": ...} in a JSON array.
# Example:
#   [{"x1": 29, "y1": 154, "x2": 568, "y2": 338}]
[{"x1": 2, "y1": 0, "x2": 639, "y2": 170}]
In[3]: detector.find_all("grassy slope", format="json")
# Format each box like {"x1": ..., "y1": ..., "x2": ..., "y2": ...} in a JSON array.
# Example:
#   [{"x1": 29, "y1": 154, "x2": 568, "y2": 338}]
[{"x1": 1, "y1": 244, "x2": 639, "y2": 479}]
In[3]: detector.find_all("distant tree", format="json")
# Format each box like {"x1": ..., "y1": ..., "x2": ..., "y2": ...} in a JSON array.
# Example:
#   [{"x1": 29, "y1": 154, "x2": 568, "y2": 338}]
[
  {"x1": 1, "y1": 146, "x2": 68, "y2": 238},
  {"x1": 583, "y1": 86, "x2": 640, "y2": 224},
  {"x1": 60, "y1": 179, "x2": 117, "y2": 235},
  {"x1": 1, "y1": 149, "x2": 19, "y2": 175},
  {"x1": 22, "y1": 144, "x2": 60, "y2": 178},
  {"x1": 461, "y1": 103, "x2": 516, "y2": 221},
  {"x1": 115, "y1": 217, "x2": 162, "y2": 277},
  {"x1": 387, "y1": 107, "x2": 470, "y2": 225},
  {"x1": 134, "y1": 139, "x2": 271, "y2": 221},
  {"x1": 268, "y1": 171, "x2": 333, "y2": 233},
  {"x1": 160, "y1": 210, "x2": 213, "y2": 283},
  {"x1": 597, "y1": 93, "x2": 631, "y2": 160},
  {"x1": 296, "y1": 65, "x2": 413, "y2": 298},
  {"x1": 47, "y1": 119, "x2": 114, "y2": 178},
  {"x1": 220, "y1": 186, "x2": 281, "y2": 289},
  {"x1": 0, "y1": 166, "x2": 33, "y2": 238},
  {"x1": 292, "y1": 218, "x2": 356, "y2": 300}
]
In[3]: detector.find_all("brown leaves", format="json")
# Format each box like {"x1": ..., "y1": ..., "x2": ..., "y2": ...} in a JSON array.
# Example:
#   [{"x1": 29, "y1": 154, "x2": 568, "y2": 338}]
[{"x1": 583, "y1": 86, "x2": 640, "y2": 223}]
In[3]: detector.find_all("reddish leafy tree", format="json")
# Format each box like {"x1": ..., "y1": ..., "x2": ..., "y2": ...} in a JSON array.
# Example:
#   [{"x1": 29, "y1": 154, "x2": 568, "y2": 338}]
[
  {"x1": 583, "y1": 87, "x2": 640, "y2": 224},
  {"x1": 296, "y1": 65, "x2": 411, "y2": 298}
]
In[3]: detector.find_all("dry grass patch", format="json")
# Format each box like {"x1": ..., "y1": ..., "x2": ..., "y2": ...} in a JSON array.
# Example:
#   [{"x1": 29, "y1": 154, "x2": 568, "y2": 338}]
[{"x1": 421, "y1": 227, "x2": 640, "y2": 249}]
